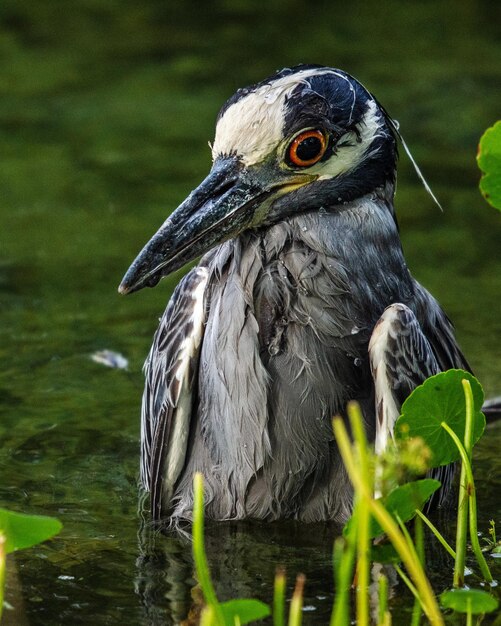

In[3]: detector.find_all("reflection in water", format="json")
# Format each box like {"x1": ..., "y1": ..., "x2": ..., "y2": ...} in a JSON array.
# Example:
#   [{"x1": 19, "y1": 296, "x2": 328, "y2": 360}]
[
  {"x1": 133, "y1": 499, "x2": 472, "y2": 625},
  {"x1": 135, "y1": 495, "x2": 195, "y2": 626},
  {"x1": 134, "y1": 511, "x2": 344, "y2": 625}
]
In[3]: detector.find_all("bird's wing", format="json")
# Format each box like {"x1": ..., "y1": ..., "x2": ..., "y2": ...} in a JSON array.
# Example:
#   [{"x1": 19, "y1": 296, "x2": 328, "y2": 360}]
[
  {"x1": 369, "y1": 299, "x2": 467, "y2": 507},
  {"x1": 141, "y1": 266, "x2": 209, "y2": 520},
  {"x1": 369, "y1": 303, "x2": 441, "y2": 455}
]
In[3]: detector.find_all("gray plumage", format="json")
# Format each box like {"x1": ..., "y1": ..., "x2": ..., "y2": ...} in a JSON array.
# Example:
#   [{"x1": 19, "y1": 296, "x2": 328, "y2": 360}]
[{"x1": 120, "y1": 65, "x2": 469, "y2": 527}]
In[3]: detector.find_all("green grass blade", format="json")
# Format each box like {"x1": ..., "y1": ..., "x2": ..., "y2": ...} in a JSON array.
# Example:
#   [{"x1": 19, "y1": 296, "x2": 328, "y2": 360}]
[
  {"x1": 377, "y1": 573, "x2": 388, "y2": 626},
  {"x1": 333, "y1": 415, "x2": 444, "y2": 626},
  {"x1": 193, "y1": 473, "x2": 226, "y2": 625},
  {"x1": 0, "y1": 534, "x2": 5, "y2": 622},
  {"x1": 441, "y1": 422, "x2": 492, "y2": 582},
  {"x1": 348, "y1": 402, "x2": 371, "y2": 626},
  {"x1": 273, "y1": 568, "x2": 286, "y2": 626},
  {"x1": 288, "y1": 574, "x2": 305, "y2": 626},
  {"x1": 414, "y1": 509, "x2": 456, "y2": 559}
]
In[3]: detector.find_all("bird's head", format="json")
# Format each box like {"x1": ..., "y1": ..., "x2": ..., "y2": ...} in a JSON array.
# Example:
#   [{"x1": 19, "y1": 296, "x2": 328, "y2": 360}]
[{"x1": 119, "y1": 65, "x2": 397, "y2": 294}]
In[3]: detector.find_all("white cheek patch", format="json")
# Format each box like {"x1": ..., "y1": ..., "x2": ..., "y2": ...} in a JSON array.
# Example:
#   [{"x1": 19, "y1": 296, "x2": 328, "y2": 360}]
[
  {"x1": 313, "y1": 100, "x2": 385, "y2": 180},
  {"x1": 212, "y1": 87, "x2": 286, "y2": 166}
]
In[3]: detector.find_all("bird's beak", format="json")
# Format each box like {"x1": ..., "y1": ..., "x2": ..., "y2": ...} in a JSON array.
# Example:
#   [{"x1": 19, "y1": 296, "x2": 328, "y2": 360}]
[{"x1": 119, "y1": 157, "x2": 312, "y2": 294}]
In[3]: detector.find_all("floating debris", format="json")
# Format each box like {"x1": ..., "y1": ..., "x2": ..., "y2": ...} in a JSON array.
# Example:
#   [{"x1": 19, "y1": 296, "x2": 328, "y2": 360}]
[{"x1": 91, "y1": 350, "x2": 128, "y2": 370}]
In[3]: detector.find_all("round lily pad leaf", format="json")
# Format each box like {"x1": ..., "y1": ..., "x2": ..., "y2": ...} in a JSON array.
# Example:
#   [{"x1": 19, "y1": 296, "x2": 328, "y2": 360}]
[
  {"x1": 395, "y1": 370, "x2": 485, "y2": 467},
  {"x1": 440, "y1": 588, "x2": 499, "y2": 614},
  {"x1": 220, "y1": 598, "x2": 271, "y2": 624},
  {"x1": 478, "y1": 121, "x2": 501, "y2": 211},
  {"x1": 0, "y1": 507, "x2": 62, "y2": 554}
]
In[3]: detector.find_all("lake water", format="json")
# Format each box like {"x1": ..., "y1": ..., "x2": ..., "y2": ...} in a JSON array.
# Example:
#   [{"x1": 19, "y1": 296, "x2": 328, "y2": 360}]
[{"x1": 1, "y1": 1, "x2": 500, "y2": 624}]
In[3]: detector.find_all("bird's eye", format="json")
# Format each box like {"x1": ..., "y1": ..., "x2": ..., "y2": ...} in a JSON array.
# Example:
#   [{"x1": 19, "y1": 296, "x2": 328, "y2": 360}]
[{"x1": 287, "y1": 129, "x2": 327, "y2": 167}]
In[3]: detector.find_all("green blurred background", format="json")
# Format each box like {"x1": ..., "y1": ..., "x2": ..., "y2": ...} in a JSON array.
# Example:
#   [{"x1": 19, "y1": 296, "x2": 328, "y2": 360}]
[{"x1": 0, "y1": 1, "x2": 500, "y2": 624}]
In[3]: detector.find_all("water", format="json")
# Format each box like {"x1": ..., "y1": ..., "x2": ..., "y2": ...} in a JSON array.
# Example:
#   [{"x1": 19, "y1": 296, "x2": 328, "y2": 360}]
[{"x1": 1, "y1": 1, "x2": 500, "y2": 624}]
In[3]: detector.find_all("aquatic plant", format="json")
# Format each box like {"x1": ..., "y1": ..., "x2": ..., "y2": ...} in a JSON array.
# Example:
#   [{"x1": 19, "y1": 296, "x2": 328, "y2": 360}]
[
  {"x1": 193, "y1": 473, "x2": 271, "y2": 625},
  {"x1": 0, "y1": 508, "x2": 61, "y2": 620},
  {"x1": 191, "y1": 369, "x2": 500, "y2": 625},
  {"x1": 478, "y1": 120, "x2": 501, "y2": 211},
  {"x1": 137, "y1": 123, "x2": 501, "y2": 624}
]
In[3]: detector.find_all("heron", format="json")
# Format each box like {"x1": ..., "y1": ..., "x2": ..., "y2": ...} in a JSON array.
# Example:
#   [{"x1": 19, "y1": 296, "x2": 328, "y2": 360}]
[{"x1": 119, "y1": 65, "x2": 470, "y2": 527}]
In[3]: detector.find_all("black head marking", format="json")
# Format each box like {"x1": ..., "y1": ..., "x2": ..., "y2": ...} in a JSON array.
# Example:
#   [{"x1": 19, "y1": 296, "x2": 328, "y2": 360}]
[
  {"x1": 282, "y1": 70, "x2": 369, "y2": 137},
  {"x1": 216, "y1": 64, "x2": 327, "y2": 124}
]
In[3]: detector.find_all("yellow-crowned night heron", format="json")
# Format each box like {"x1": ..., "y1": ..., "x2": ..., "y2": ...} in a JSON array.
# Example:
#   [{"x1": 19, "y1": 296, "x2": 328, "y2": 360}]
[{"x1": 119, "y1": 65, "x2": 469, "y2": 526}]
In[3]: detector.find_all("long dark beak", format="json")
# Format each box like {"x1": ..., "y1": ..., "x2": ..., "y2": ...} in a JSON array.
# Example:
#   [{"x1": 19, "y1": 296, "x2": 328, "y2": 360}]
[{"x1": 118, "y1": 157, "x2": 271, "y2": 294}]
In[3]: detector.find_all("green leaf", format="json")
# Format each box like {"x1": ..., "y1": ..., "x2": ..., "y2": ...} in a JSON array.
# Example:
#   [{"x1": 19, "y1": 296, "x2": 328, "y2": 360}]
[
  {"x1": 440, "y1": 588, "x2": 499, "y2": 614},
  {"x1": 344, "y1": 479, "x2": 440, "y2": 539},
  {"x1": 372, "y1": 479, "x2": 440, "y2": 538},
  {"x1": 0, "y1": 507, "x2": 62, "y2": 554},
  {"x1": 478, "y1": 121, "x2": 501, "y2": 210},
  {"x1": 395, "y1": 370, "x2": 485, "y2": 467},
  {"x1": 219, "y1": 598, "x2": 271, "y2": 625},
  {"x1": 371, "y1": 543, "x2": 401, "y2": 564}
]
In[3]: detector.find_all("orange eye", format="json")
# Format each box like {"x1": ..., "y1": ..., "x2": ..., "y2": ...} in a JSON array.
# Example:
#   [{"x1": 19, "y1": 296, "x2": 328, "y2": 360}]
[{"x1": 287, "y1": 129, "x2": 327, "y2": 167}]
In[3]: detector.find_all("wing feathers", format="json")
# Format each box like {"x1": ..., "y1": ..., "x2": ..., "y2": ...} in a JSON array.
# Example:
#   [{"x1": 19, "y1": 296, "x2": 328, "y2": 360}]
[
  {"x1": 369, "y1": 300, "x2": 469, "y2": 509},
  {"x1": 141, "y1": 266, "x2": 208, "y2": 519},
  {"x1": 369, "y1": 303, "x2": 441, "y2": 455}
]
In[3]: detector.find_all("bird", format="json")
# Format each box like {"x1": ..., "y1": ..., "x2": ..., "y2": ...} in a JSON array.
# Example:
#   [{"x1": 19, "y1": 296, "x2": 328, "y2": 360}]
[{"x1": 119, "y1": 64, "x2": 470, "y2": 528}]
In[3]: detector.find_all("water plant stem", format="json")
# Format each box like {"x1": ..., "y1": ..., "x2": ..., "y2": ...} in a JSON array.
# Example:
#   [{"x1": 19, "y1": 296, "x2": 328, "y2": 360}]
[
  {"x1": 394, "y1": 565, "x2": 421, "y2": 605},
  {"x1": 451, "y1": 379, "x2": 474, "y2": 586},
  {"x1": 288, "y1": 574, "x2": 305, "y2": 626},
  {"x1": 410, "y1": 516, "x2": 424, "y2": 626},
  {"x1": 349, "y1": 402, "x2": 371, "y2": 626},
  {"x1": 441, "y1": 421, "x2": 492, "y2": 582},
  {"x1": 200, "y1": 605, "x2": 216, "y2": 626},
  {"x1": 377, "y1": 573, "x2": 388, "y2": 626},
  {"x1": 331, "y1": 532, "x2": 356, "y2": 626},
  {"x1": 273, "y1": 568, "x2": 286, "y2": 626},
  {"x1": 414, "y1": 509, "x2": 456, "y2": 559},
  {"x1": 333, "y1": 413, "x2": 445, "y2": 626},
  {"x1": 396, "y1": 514, "x2": 422, "y2": 567},
  {"x1": 0, "y1": 534, "x2": 5, "y2": 622},
  {"x1": 193, "y1": 472, "x2": 226, "y2": 625}
]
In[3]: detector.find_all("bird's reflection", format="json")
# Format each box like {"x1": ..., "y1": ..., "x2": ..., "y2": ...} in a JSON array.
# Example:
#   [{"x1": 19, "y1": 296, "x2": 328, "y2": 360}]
[
  {"x1": 134, "y1": 493, "x2": 342, "y2": 625},
  {"x1": 134, "y1": 489, "x2": 458, "y2": 626}
]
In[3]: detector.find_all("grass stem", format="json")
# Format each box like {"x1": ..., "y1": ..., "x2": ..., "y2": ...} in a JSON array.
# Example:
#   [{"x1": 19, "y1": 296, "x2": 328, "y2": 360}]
[
  {"x1": 273, "y1": 568, "x2": 286, "y2": 626},
  {"x1": 193, "y1": 473, "x2": 226, "y2": 625},
  {"x1": 377, "y1": 573, "x2": 388, "y2": 626},
  {"x1": 288, "y1": 574, "x2": 305, "y2": 626},
  {"x1": 452, "y1": 378, "x2": 475, "y2": 587},
  {"x1": 441, "y1": 421, "x2": 492, "y2": 582},
  {"x1": 200, "y1": 605, "x2": 216, "y2": 626},
  {"x1": 414, "y1": 509, "x2": 456, "y2": 559},
  {"x1": 331, "y1": 532, "x2": 356, "y2": 626},
  {"x1": 394, "y1": 565, "x2": 421, "y2": 605},
  {"x1": 410, "y1": 515, "x2": 424, "y2": 626},
  {"x1": 453, "y1": 459, "x2": 469, "y2": 586},
  {"x1": 0, "y1": 534, "x2": 5, "y2": 623},
  {"x1": 333, "y1": 415, "x2": 444, "y2": 626},
  {"x1": 349, "y1": 402, "x2": 371, "y2": 626}
]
